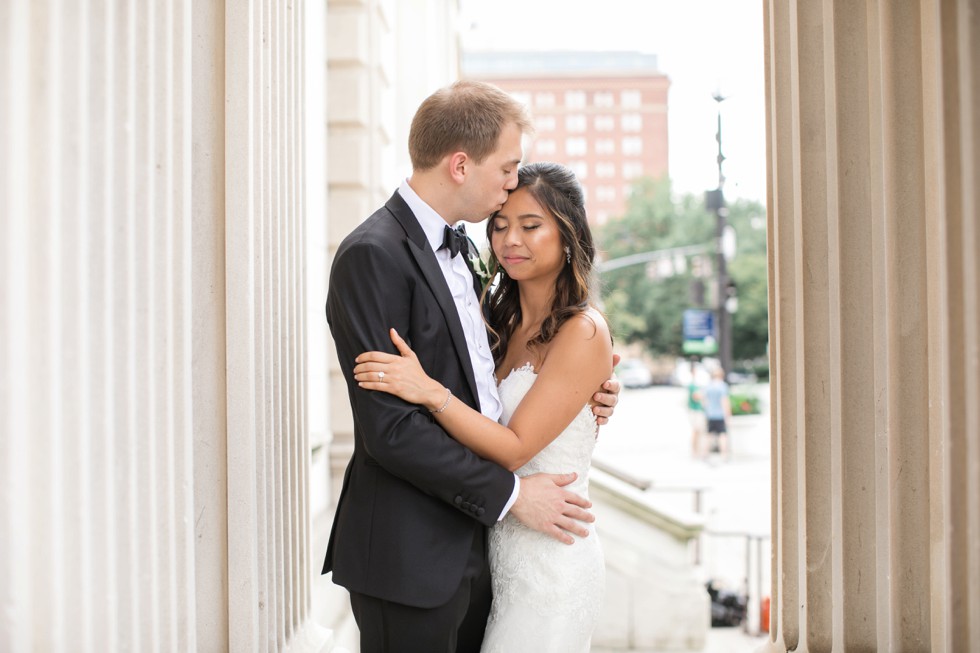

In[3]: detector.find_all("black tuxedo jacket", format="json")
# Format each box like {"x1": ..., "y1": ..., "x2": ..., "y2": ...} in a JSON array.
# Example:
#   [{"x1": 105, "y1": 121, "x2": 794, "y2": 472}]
[{"x1": 322, "y1": 190, "x2": 515, "y2": 608}]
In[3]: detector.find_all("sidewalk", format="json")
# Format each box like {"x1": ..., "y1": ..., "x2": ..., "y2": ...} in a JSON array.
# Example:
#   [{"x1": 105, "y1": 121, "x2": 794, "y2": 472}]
[{"x1": 592, "y1": 383, "x2": 772, "y2": 652}]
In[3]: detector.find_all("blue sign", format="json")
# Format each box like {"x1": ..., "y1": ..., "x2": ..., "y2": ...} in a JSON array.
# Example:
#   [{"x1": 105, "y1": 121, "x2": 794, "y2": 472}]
[{"x1": 682, "y1": 309, "x2": 718, "y2": 355}]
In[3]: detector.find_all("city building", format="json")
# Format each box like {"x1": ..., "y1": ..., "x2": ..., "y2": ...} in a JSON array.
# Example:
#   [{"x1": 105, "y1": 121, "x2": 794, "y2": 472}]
[{"x1": 462, "y1": 51, "x2": 670, "y2": 225}]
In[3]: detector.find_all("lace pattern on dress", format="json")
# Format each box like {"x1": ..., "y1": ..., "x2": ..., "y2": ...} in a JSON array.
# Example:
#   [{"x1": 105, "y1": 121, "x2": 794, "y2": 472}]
[{"x1": 481, "y1": 365, "x2": 604, "y2": 653}]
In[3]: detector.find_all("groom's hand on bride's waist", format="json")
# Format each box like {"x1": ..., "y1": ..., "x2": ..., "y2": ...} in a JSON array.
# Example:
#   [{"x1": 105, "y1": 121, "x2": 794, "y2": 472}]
[{"x1": 508, "y1": 472, "x2": 594, "y2": 545}]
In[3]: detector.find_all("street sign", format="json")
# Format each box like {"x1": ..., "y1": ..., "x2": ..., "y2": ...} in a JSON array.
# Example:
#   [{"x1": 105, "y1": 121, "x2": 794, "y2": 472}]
[{"x1": 683, "y1": 308, "x2": 718, "y2": 355}]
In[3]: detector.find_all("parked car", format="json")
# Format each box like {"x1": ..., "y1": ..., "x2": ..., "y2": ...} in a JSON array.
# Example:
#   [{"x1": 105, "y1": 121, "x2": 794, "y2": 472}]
[{"x1": 616, "y1": 358, "x2": 654, "y2": 388}]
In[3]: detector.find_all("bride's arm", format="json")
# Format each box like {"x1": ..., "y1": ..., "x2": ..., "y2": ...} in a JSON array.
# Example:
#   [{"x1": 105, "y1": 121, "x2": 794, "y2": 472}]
[{"x1": 354, "y1": 317, "x2": 612, "y2": 471}]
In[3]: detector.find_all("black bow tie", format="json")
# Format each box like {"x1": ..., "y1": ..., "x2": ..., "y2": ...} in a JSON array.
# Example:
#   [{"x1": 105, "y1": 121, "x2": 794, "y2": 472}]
[{"x1": 440, "y1": 224, "x2": 469, "y2": 258}]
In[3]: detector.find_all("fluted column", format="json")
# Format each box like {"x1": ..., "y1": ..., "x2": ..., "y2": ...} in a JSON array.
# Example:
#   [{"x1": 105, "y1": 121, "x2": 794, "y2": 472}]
[
  {"x1": 0, "y1": 1, "x2": 198, "y2": 649},
  {"x1": 1, "y1": 1, "x2": 333, "y2": 650},
  {"x1": 225, "y1": 0, "x2": 330, "y2": 650},
  {"x1": 764, "y1": 0, "x2": 980, "y2": 650}
]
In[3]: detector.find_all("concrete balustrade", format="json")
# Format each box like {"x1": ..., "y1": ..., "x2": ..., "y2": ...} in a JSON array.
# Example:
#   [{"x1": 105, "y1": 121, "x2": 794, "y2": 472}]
[{"x1": 590, "y1": 470, "x2": 708, "y2": 651}]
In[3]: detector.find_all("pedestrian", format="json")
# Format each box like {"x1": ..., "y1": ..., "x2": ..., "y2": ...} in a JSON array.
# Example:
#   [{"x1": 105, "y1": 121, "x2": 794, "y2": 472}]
[
  {"x1": 703, "y1": 367, "x2": 732, "y2": 460},
  {"x1": 686, "y1": 359, "x2": 707, "y2": 459}
]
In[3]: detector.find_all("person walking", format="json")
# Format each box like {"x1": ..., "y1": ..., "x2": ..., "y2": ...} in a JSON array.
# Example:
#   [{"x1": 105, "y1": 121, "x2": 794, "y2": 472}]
[
  {"x1": 686, "y1": 359, "x2": 707, "y2": 459},
  {"x1": 702, "y1": 367, "x2": 732, "y2": 460}
]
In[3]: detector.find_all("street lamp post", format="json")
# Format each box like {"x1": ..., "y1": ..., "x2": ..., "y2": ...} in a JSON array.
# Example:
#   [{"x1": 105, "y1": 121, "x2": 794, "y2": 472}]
[{"x1": 707, "y1": 92, "x2": 734, "y2": 376}]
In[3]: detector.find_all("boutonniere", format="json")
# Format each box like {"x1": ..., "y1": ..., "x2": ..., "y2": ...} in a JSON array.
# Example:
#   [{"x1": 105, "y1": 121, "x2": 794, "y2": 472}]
[{"x1": 464, "y1": 238, "x2": 495, "y2": 291}]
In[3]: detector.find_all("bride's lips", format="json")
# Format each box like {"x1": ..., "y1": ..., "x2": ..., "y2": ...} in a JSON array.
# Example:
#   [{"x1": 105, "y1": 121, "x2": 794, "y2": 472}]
[{"x1": 502, "y1": 256, "x2": 527, "y2": 265}]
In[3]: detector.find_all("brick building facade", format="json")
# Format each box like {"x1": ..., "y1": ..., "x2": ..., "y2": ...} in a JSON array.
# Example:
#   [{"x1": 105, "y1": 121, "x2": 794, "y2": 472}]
[{"x1": 463, "y1": 51, "x2": 669, "y2": 225}]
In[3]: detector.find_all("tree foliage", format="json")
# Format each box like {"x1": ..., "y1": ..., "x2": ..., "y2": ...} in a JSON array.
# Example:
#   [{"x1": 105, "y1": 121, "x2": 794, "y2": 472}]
[{"x1": 595, "y1": 177, "x2": 769, "y2": 363}]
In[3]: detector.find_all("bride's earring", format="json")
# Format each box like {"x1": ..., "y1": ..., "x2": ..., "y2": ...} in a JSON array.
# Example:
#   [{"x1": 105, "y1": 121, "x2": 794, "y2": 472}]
[{"x1": 564, "y1": 246, "x2": 571, "y2": 264}]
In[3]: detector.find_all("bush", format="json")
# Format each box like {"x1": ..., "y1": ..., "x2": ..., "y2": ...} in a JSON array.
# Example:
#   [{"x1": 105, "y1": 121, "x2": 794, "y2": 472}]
[{"x1": 730, "y1": 391, "x2": 761, "y2": 416}]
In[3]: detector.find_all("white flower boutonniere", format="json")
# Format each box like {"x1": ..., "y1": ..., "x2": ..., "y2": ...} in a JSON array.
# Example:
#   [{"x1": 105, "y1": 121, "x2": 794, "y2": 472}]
[{"x1": 463, "y1": 237, "x2": 494, "y2": 291}]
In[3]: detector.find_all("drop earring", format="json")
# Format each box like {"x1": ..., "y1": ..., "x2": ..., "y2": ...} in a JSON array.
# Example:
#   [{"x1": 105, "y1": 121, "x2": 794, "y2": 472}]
[{"x1": 564, "y1": 246, "x2": 571, "y2": 264}]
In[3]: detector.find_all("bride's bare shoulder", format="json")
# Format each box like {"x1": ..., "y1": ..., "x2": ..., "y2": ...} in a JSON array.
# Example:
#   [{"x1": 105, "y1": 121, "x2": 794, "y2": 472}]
[{"x1": 556, "y1": 307, "x2": 610, "y2": 342}]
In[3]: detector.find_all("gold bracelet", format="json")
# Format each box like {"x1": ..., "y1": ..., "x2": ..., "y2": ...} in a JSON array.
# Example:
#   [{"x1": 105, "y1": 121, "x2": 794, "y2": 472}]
[{"x1": 432, "y1": 388, "x2": 453, "y2": 414}]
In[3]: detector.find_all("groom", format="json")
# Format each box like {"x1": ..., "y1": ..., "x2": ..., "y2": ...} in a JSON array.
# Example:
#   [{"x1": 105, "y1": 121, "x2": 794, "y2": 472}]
[{"x1": 324, "y1": 80, "x2": 620, "y2": 653}]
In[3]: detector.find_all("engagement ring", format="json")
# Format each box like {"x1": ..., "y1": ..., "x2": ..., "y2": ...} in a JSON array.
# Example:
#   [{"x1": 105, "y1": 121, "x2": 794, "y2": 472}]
[{"x1": 378, "y1": 371, "x2": 385, "y2": 382}]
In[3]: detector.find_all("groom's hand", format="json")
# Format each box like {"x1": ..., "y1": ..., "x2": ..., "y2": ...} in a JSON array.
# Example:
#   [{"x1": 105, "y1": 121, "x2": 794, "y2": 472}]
[
  {"x1": 509, "y1": 472, "x2": 594, "y2": 545},
  {"x1": 592, "y1": 353, "x2": 621, "y2": 426}
]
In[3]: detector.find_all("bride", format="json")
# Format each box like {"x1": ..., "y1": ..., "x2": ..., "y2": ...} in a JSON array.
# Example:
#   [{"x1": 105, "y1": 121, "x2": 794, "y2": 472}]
[{"x1": 353, "y1": 161, "x2": 612, "y2": 651}]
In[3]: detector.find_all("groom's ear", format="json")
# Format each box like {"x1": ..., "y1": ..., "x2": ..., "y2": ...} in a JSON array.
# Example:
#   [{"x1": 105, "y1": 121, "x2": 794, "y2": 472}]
[{"x1": 447, "y1": 151, "x2": 468, "y2": 183}]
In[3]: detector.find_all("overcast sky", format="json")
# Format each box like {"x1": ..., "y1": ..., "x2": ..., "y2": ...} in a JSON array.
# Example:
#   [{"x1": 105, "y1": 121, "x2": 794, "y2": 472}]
[{"x1": 458, "y1": 0, "x2": 767, "y2": 203}]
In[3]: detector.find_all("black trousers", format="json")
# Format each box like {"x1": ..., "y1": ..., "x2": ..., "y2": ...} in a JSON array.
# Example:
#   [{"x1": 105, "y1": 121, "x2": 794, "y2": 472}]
[{"x1": 349, "y1": 529, "x2": 492, "y2": 653}]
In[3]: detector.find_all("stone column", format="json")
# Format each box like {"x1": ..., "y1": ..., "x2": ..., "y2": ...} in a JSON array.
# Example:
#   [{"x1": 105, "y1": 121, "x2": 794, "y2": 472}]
[
  {"x1": 1, "y1": 1, "x2": 334, "y2": 650},
  {"x1": 0, "y1": 1, "x2": 199, "y2": 649},
  {"x1": 225, "y1": 1, "x2": 331, "y2": 650},
  {"x1": 763, "y1": 0, "x2": 980, "y2": 650}
]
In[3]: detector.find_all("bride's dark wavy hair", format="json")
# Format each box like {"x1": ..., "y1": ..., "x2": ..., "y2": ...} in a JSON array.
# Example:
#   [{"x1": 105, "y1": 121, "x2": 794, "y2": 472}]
[{"x1": 482, "y1": 161, "x2": 603, "y2": 367}]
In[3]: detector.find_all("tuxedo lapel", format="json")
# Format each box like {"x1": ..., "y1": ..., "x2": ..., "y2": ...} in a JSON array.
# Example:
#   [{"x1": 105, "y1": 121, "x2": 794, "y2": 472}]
[{"x1": 386, "y1": 194, "x2": 482, "y2": 408}]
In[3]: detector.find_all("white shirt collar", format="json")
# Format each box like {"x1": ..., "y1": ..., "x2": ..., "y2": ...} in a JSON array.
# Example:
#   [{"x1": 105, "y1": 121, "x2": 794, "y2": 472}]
[{"x1": 399, "y1": 178, "x2": 452, "y2": 254}]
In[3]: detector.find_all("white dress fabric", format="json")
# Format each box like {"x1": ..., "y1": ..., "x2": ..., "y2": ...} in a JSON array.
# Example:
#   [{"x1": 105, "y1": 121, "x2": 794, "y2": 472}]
[{"x1": 481, "y1": 364, "x2": 605, "y2": 653}]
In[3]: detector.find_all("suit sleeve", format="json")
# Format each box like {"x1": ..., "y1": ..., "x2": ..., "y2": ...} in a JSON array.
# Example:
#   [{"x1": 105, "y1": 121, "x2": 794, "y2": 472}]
[{"x1": 327, "y1": 239, "x2": 514, "y2": 526}]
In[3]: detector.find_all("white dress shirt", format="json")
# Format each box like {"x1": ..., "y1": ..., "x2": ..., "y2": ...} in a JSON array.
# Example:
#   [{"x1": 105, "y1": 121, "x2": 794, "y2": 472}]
[{"x1": 398, "y1": 180, "x2": 520, "y2": 518}]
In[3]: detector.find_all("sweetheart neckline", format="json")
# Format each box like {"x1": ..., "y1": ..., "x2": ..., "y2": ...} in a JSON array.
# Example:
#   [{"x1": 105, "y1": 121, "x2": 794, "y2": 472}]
[{"x1": 496, "y1": 361, "x2": 536, "y2": 387}]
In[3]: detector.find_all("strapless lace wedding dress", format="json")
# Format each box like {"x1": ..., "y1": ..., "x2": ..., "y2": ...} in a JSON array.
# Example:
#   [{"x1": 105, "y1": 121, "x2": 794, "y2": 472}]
[{"x1": 481, "y1": 364, "x2": 605, "y2": 653}]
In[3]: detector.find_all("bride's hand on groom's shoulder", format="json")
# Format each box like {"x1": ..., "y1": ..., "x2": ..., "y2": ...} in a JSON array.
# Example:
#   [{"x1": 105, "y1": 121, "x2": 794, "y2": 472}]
[{"x1": 510, "y1": 472, "x2": 594, "y2": 545}]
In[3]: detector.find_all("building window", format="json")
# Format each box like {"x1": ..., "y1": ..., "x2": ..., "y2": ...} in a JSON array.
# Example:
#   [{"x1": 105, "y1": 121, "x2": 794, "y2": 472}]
[
  {"x1": 595, "y1": 138, "x2": 616, "y2": 155},
  {"x1": 535, "y1": 92, "x2": 555, "y2": 108},
  {"x1": 565, "y1": 90, "x2": 586, "y2": 109},
  {"x1": 622, "y1": 90, "x2": 642, "y2": 108},
  {"x1": 596, "y1": 186, "x2": 617, "y2": 202},
  {"x1": 622, "y1": 137, "x2": 643, "y2": 155},
  {"x1": 536, "y1": 115, "x2": 557, "y2": 132},
  {"x1": 565, "y1": 114, "x2": 587, "y2": 132},
  {"x1": 595, "y1": 115, "x2": 615, "y2": 131},
  {"x1": 510, "y1": 91, "x2": 532, "y2": 107},
  {"x1": 622, "y1": 113, "x2": 643, "y2": 132},
  {"x1": 622, "y1": 161, "x2": 644, "y2": 179},
  {"x1": 594, "y1": 91, "x2": 615, "y2": 108},
  {"x1": 569, "y1": 160, "x2": 588, "y2": 180},
  {"x1": 534, "y1": 139, "x2": 557, "y2": 156},
  {"x1": 565, "y1": 137, "x2": 587, "y2": 156},
  {"x1": 595, "y1": 162, "x2": 616, "y2": 178}
]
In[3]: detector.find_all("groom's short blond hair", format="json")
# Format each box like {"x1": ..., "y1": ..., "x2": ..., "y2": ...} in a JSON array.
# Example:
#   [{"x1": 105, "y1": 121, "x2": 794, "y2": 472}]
[{"x1": 408, "y1": 80, "x2": 532, "y2": 171}]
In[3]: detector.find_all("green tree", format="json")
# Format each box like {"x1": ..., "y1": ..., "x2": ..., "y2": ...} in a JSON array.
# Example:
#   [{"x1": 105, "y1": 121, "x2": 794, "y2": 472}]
[{"x1": 596, "y1": 178, "x2": 769, "y2": 363}]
